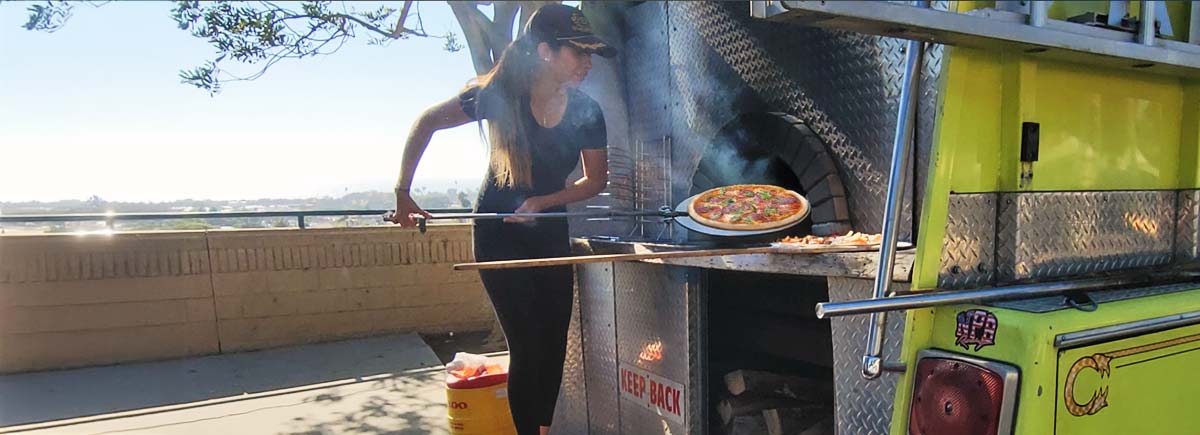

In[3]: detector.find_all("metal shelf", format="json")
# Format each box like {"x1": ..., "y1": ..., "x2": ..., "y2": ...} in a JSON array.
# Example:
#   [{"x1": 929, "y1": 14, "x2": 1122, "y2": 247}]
[{"x1": 751, "y1": 1, "x2": 1200, "y2": 79}]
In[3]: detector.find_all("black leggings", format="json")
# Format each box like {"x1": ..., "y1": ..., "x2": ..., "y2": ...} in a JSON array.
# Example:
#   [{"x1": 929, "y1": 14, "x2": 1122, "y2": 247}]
[{"x1": 473, "y1": 221, "x2": 573, "y2": 435}]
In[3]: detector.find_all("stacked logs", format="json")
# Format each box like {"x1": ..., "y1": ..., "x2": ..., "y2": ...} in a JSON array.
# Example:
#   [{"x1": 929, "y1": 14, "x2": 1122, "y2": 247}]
[{"x1": 718, "y1": 369, "x2": 834, "y2": 435}]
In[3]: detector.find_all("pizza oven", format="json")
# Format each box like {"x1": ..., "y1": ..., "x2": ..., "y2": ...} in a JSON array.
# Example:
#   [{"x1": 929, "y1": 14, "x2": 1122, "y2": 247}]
[
  {"x1": 686, "y1": 111, "x2": 852, "y2": 244},
  {"x1": 554, "y1": 2, "x2": 939, "y2": 434}
]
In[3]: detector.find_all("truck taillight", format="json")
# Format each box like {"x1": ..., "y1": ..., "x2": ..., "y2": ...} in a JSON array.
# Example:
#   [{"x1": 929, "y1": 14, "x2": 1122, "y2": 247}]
[{"x1": 909, "y1": 350, "x2": 1019, "y2": 435}]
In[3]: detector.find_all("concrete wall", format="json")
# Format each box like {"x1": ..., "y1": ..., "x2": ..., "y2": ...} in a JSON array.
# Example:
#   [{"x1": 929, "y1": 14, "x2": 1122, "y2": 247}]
[{"x1": 0, "y1": 225, "x2": 491, "y2": 373}]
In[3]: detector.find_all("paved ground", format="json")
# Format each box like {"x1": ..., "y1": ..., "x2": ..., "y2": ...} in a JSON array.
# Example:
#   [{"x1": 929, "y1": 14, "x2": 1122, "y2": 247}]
[{"x1": 0, "y1": 334, "x2": 505, "y2": 435}]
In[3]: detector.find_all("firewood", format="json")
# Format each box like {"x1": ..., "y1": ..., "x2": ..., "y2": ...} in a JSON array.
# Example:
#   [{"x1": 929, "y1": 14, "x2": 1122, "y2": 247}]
[
  {"x1": 724, "y1": 369, "x2": 834, "y2": 400},
  {"x1": 762, "y1": 405, "x2": 831, "y2": 435},
  {"x1": 717, "y1": 394, "x2": 807, "y2": 426}
]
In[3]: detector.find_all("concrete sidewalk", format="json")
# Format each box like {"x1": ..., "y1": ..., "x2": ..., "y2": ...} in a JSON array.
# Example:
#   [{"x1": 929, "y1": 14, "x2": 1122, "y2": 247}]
[
  {"x1": 0, "y1": 334, "x2": 481, "y2": 435},
  {"x1": 8, "y1": 367, "x2": 450, "y2": 435}
]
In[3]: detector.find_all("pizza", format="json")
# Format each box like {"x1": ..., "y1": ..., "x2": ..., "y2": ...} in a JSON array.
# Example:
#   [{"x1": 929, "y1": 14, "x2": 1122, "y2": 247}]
[
  {"x1": 777, "y1": 231, "x2": 884, "y2": 247},
  {"x1": 687, "y1": 184, "x2": 808, "y2": 230}
]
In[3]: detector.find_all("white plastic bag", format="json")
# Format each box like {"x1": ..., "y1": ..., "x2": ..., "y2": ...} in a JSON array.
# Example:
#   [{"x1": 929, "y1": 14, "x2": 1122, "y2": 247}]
[{"x1": 446, "y1": 352, "x2": 490, "y2": 378}]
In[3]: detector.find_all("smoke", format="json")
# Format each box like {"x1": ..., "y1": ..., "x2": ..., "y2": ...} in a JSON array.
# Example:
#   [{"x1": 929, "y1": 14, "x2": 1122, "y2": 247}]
[{"x1": 694, "y1": 112, "x2": 786, "y2": 192}]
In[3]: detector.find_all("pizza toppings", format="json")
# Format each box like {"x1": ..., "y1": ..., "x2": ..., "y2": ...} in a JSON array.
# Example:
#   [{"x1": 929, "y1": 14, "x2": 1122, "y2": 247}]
[
  {"x1": 777, "y1": 231, "x2": 885, "y2": 247},
  {"x1": 687, "y1": 184, "x2": 808, "y2": 231}
]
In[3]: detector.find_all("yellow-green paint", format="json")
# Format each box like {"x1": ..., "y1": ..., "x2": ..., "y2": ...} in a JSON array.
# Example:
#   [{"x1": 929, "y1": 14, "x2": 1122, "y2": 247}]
[
  {"x1": 1055, "y1": 322, "x2": 1200, "y2": 433},
  {"x1": 921, "y1": 49, "x2": 1184, "y2": 195},
  {"x1": 1180, "y1": 82, "x2": 1200, "y2": 187},
  {"x1": 901, "y1": 289, "x2": 1200, "y2": 434},
  {"x1": 1028, "y1": 62, "x2": 1182, "y2": 190},
  {"x1": 893, "y1": 1, "x2": 1200, "y2": 433},
  {"x1": 910, "y1": 8, "x2": 1196, "y2": 290},
  {"x1": 905, "y1": 45, "x2": 1189, "y2": 295}
]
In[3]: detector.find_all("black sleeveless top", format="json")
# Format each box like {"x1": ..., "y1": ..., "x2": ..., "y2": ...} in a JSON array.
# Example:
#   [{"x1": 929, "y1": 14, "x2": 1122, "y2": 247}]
[{"x1": 459, "y1": 86, "x2": 607, "y2": 214}]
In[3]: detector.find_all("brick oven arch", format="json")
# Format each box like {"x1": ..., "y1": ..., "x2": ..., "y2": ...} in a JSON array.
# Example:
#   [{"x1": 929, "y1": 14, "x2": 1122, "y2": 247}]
[{"x1": 690, "y1": 112, "x2": 852, "y2": 237}]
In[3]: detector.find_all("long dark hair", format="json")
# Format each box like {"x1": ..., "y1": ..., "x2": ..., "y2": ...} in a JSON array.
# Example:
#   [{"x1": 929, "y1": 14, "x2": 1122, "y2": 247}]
[{"x1": 469, "y1": 35, "x2": 560, "y2": 189}]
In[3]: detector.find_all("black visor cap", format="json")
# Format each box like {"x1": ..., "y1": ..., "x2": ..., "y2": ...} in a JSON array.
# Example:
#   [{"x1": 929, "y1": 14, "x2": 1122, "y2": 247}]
[{"x1": 525, "y1": 4, "x2": 617, "y2": 58}]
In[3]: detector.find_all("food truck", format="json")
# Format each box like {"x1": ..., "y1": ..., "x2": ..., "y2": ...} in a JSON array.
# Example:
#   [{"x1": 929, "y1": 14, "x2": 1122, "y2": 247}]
[{"x1": 453, "y1": 1, "x2": 1200, "y2": 433}]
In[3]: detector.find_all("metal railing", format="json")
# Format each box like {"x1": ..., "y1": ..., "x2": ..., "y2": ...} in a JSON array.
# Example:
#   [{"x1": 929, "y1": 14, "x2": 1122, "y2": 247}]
[{"x1": 0, "y1": 208, "x2": 473, "y2": 230}]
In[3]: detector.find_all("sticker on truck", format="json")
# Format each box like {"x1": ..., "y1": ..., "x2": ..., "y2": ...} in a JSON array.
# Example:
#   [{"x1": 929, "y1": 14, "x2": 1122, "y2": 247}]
[
  {"x1": 619, "y1": 362, "x2": 685, "y2": 424},
  {"x1": 955, "y1": 309, "x2": 998, "y2": 351}
]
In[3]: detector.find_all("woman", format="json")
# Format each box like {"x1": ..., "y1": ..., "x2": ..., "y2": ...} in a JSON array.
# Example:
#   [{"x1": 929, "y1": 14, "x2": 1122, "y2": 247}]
[{"x1": 390, "y1": 5, "x2": 615, "y2": 434}]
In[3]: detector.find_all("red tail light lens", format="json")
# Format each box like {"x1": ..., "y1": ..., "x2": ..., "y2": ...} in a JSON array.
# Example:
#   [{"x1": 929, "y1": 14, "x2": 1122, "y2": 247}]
[{"x1": 909, "y1": 354, "x2": 1016, "y2": 435}]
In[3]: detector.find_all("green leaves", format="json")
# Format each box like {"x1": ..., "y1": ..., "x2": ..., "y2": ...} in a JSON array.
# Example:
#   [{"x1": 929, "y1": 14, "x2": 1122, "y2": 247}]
[
  {"x1": 179, "y1": 60, "x2": 220, "y2": 95},
  {"x1": 443, "y1": 31, "x2": 463, "y2": 52},
  {"x1": 22, "y1": 1, "x2": 73, "y2": 33},
  {"x1": 165, "y1": 1, "x2": 469, "y2": 94},
  {"x1": 23, "y1": 1, "x2": 494, "y2": 95}
]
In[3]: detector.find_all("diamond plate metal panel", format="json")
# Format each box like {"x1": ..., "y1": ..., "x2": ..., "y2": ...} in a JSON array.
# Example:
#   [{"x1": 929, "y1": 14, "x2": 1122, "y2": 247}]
[
  {"x1": 570, "y1": 6, "x2": 635, "y2": 239},
  {"x1": 996, "y1": 191, "x2": 1174, "y2": 283},
  {"x1": 614, "y1": 262, "x2": 691, "y2": 435},
  {"x1": 579, "y1": 262, "x2": 620, "y2": 435},
  {"x1": 666, "y1": 1, "x2": 928, "y2": 240},
  {"x1": 686, "y1": 268, "x2": 707, "y2": 434},
  {"x1": 939, "y1": 194, "x2": 997, "y2": 289},
  {"x1": 622, "y1": 2, "x2": 675, "y2": 242},
  {"x1": 1176, "y1": 190, "x2": 1200, "y2": 263},
  {"x1": 551, "y1": 281, "x2": 588, "y2": 434},
  {"x1": 989, "y1": 282, "x2": 1200, "y2": 313},
  {"x1": 827, "y1": 277, "x2": 908, "y2": 435}
]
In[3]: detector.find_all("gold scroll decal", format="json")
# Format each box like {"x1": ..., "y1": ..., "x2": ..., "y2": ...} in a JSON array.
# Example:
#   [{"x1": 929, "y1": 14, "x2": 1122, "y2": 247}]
[{"x1": 1064, "y1": 333, "x2": 1200, "y2": 417}]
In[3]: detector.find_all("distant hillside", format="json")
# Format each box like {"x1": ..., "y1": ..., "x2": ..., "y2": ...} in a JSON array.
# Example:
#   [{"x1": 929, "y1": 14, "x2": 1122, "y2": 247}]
[
  {"x1": 0, "y1": 188, "x2": 476, "y2": 215},
  {"x1": 0, "y1": 188, "x2": 477, "y2": 234}
]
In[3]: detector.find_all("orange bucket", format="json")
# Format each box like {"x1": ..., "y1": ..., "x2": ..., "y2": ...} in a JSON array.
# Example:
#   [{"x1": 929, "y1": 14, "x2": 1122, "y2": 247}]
[{"x1": 445, "y1": 361, "x2": 517, "y2": 435}]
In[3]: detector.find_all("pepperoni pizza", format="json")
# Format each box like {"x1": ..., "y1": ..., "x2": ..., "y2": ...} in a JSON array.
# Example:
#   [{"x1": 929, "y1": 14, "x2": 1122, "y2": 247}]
[{"x1": 687, "y1": 184, "x2": 808, "y2": 231}]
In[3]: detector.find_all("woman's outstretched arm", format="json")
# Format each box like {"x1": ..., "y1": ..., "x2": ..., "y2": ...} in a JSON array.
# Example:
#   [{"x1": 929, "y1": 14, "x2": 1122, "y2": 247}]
[
  {"x1": 505, "y1": 148, "x2": 608, "y2": 222},
  {"x1": 391, "y1": 95, "x2": 474, "y2": 227}
]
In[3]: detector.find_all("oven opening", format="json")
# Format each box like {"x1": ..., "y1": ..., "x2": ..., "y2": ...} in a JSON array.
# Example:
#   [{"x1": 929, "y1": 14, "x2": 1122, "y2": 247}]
[
  {"x1": 690, "y1": 112, "x2": 851, "y2": 244},
  {"x1": 707, "y1": 271, "x2": 835, "y2": 434}
]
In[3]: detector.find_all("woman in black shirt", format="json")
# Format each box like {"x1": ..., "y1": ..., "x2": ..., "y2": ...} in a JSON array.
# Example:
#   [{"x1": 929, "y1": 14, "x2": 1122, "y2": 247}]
[{"x1": 390, "y1": 5, "x2": 615, "y2": 435}]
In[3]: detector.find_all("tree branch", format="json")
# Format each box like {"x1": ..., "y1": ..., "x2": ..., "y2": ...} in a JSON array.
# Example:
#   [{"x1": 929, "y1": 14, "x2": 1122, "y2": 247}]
[
  {"x1": 493, "y1": 1, "x2": 519, "y2": 43},
  {"x1": 335, "y1": 11, "x2": 433, "y2": 38},
  {"x1": 393, "y1": 0, "x2": 414, "y2": 38},
  {"x1": 447, "y1": 1, "x2": 496, "y2": 75}
]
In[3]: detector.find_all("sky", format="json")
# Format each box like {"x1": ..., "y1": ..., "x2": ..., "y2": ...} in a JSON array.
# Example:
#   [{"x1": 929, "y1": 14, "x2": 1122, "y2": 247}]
[{"x1": 0, "y1": 1, "x2": 493, "y2": 202}]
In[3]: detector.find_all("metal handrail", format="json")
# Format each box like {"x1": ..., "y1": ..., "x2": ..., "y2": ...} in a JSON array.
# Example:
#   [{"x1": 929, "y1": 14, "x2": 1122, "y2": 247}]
[
  {"x1": 817, "y1": 275, "x2": 1152, "y2": 319},
  {"x1": 860, "y1": 3, "x2": 925, "y2": 380},
  {"x1": 0, "y1": 208, "x2": 473, "y2": 230}
]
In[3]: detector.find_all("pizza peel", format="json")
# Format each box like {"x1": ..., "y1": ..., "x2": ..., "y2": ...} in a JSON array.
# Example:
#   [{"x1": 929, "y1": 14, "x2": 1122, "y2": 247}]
[{"x1": 388, "y1": 190, "x2": 812, "y2": 237}]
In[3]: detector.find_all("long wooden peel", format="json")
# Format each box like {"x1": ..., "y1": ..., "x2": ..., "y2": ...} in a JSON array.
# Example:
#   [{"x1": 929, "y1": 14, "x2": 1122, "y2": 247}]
[{"x1": 452, "y1": 245, "x2": 878, "y2": 271}]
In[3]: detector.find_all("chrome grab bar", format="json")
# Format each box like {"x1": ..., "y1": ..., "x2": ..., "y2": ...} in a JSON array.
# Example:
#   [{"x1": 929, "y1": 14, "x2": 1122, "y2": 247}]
[
  {"x1": 861, "y1": 1, "x2": 926, "y2": 381},
  {"x1": 818, "y1": 275, "x2": 1148, "y2": 319}
]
